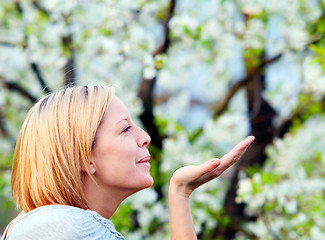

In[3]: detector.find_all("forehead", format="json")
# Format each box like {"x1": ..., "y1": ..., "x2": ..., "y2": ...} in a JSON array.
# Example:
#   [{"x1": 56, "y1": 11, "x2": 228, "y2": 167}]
[{"x1": 103, "y1": 96, "x2": 129, "y2": 124}]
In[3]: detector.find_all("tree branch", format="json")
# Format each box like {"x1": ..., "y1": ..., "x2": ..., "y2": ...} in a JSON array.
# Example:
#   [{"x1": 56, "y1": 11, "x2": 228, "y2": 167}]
[
  {"x1": 137, "y1": 0, "x2": 176, "y2": 202},
  {"x1": 0, "y1": 41, "x2": 16, "y2": 47},
  {"x1": 31, "y1": 0, "x2": 50, "y2": 16},
  {"x1": 0, "y1": 110, "x2": 9, "y2": 137},
  {"x1": 1, "y1": 76, "x2": 37, "y2": 102},
  {"x1": 138, "y1": 0, "x2": 176, "y2": 149},
  {"x1": 214, "y1": 66, "x2": 277, "y2": 238},
  {"x1": 212, "y1": 54, "x2": 282, "y2": 118},
  {"x1": 30, "y1": 63, "x2": 51, "y2": 93},
  {"x1": 0, "y1": 166, "x2": 13, "y2": 173},
  {"x1": 273, "y1": 95, "x2": 325, "y2": 139},
  {"x1": 189, "y1": 54, "x2": 282, "y2": 143},
  {"x1": 62, "y1": 34, "x2": 76, "y2": 86},
  {"x1": 152, "y1": 0, "x2": 176, "y2": 57}
]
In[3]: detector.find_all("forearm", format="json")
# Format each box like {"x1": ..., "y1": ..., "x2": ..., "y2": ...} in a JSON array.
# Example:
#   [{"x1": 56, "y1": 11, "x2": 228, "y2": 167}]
[{"x1": 168, "y1": 181, "x2": 197, "y2": 240}]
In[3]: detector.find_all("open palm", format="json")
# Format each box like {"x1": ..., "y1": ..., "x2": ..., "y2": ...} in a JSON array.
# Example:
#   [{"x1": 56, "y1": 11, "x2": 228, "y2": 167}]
[{"x1": 171, "y1": 136, "x2": 255, "y2": 198}]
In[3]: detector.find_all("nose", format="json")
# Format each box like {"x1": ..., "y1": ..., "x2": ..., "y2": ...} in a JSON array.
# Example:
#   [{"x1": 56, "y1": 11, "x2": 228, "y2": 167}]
[{"x1": 137, "y1": 126, "x2": 151, "y2": 148}]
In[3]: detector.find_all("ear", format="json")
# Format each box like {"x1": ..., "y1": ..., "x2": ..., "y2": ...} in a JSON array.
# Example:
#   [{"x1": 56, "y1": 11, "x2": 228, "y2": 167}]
[{"x1": 89, "y1": 157, "x2": 96, "y2": 175}]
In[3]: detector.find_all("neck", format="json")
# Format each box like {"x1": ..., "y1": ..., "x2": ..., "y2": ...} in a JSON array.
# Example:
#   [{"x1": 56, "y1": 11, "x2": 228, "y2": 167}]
[{"x1": 83, "y1": 176, "x2": 133, "y2": 219}]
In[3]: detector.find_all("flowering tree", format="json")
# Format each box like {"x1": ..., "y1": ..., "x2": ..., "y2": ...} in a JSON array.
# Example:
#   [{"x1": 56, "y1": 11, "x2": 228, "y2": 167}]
[{"x1": 0, "y1": 0, "x2": 325, "y2": 239}]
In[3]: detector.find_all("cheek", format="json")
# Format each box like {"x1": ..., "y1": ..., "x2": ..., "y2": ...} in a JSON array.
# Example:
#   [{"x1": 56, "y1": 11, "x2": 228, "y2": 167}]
[
  {"x1": 97, "y1": 145, "x2": 136, "y2": 172},
  {"x1": 114, "y1": 138, "x2": 139, "y2": 157},
  {"x1": 93, "y1": 137, "x2": 140, "y2": 176}
]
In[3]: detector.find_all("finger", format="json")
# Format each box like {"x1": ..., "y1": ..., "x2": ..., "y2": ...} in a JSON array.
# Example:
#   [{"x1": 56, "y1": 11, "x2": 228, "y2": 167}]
[
  {"x1": 196, "y1": 158, "x2": 221, "y2": 176},
  {"x1": 188, "y1": 158, "x2": 222, "y2": 188},
  {"x1": 171, "y1": 158, "x2": 221, "y2": 186},
  {"x1": 215, "y1": 136, "x2": 255, "y2": 175}
]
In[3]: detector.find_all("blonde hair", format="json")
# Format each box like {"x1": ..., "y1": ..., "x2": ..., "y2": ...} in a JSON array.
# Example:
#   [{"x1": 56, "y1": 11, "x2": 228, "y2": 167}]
[{"x1": 11, "y1": 85, "x2": 114, "y2": 212}]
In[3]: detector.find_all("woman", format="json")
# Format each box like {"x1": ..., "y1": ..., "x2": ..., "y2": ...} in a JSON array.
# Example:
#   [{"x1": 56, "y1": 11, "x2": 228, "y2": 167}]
[{"x1": 1, "y1": 85, "x2": 254, "y2": 240}]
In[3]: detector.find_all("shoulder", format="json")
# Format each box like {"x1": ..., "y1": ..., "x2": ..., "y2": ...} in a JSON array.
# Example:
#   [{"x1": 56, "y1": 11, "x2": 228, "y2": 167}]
[{"x1": 6, "y1": 205, "x2": 125, "y2": 240}]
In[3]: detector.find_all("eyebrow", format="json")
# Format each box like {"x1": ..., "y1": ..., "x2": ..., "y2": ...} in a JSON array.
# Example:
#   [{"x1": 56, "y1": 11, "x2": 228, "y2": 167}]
[{"x1": 116, "y1": 117, "x2": 128, "y2": 125}]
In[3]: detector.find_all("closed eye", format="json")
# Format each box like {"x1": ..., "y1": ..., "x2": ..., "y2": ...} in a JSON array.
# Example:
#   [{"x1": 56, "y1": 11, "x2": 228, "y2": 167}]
[{"x1": 122, "y1": 126, "x2": 132, "y2": 133}]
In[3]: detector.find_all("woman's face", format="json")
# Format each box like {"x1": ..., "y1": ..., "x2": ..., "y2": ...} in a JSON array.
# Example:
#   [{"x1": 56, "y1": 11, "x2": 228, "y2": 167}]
[{"x1": 90, "y1": 96, "x2": 153, "y2": 194}]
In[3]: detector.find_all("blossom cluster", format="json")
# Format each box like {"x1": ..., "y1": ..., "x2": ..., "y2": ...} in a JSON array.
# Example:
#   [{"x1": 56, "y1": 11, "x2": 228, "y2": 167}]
[
  {"x1": 0, "y1": 0, "x2": 325, "y2": 239},
  {"x1": 237, "y1": 115, "x2": 325, "y2": 239}
]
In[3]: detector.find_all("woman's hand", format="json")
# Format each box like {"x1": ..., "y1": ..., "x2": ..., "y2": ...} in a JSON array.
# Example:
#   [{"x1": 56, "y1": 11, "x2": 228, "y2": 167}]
[
  {"x1": 169, "y1": 136, "x2": 255, "y2": 198},
  {"x1": 168, "y1": 136, "x2": 255, "y2": 240}
]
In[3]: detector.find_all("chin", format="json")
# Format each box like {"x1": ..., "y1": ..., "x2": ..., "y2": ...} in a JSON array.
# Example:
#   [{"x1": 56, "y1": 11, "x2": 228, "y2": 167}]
[
  {"x1": 139, "y1": 175, "x2": 154, "y2": 191},
  {"x1": 143, "y1": 175, "x2": 154, "y2": 188},
  {"x1": 129, "y1": 178, "x2": 154, "y2": 196}
]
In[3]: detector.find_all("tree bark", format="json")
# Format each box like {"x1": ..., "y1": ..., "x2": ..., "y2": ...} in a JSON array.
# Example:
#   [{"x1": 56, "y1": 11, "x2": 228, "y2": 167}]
[{"x1": 213, "y1": 62, "x2": 277, "y2": 239}]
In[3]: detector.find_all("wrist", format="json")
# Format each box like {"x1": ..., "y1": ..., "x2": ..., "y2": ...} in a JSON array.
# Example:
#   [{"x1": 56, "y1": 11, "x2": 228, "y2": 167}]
[
  {"x1": 168, "y1": 178, "x2": 197, "y2": 240},
  {"x1": 169, "y1": 177, "x2": 193, "y2": 199}
]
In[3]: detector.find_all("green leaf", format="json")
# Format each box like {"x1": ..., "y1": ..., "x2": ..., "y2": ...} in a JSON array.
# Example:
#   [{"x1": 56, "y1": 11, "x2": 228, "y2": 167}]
[{"x1": 310, "y1": 44, "x2": 325, "y2": 55}]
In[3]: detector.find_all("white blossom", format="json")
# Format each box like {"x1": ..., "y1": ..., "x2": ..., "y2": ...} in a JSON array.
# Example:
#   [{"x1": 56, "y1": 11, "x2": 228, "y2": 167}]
[
  {"x1": 302, "y1": 56, "x2": 325, "y2": 96},
  {"x1": 1, "y1": 0, "x2": 325, "y2": 238}
]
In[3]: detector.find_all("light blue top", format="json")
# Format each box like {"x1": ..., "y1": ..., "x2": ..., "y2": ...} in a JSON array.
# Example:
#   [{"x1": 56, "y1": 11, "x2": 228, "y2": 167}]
[{"x1": 1, "y1": 205, "x2": 125, "y2": 240}]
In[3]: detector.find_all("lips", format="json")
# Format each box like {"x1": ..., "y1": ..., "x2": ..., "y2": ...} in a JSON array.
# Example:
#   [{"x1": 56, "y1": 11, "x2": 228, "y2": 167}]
[{"x1": 137, "y1": 155, "x2": 150, "y2": 164}]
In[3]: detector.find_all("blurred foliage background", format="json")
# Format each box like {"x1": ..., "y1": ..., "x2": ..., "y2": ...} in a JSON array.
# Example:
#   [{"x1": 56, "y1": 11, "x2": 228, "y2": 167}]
[{"x1": 0, "y1": 0, "x2": 325, "y2": 239}]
